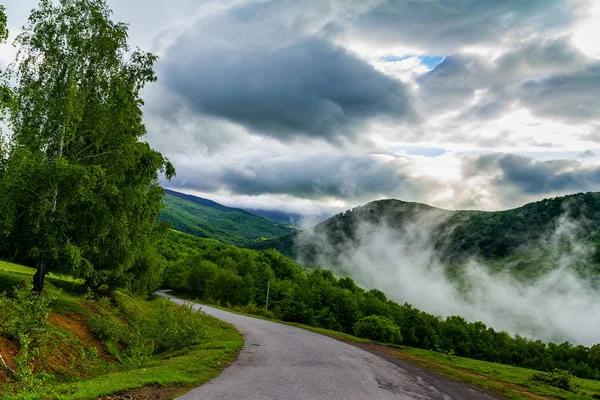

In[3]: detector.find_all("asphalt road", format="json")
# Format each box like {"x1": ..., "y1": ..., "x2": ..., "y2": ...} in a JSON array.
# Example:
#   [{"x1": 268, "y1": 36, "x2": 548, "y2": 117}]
[{"x1": 159, "y1": 292, "x2": 498, "y2": 400}]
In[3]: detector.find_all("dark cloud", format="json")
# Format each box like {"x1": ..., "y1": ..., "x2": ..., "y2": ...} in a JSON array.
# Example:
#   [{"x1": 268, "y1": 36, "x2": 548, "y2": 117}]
[
  {"x1": 340, "y1": 0, "x2": 586, "y2": 52},
  {"x1": 578, "y1": 150, "x2": 596, "y2": 158},
  {"x1": 168, "y1": 153, "x2": 414, "y2": 200},
  {"x1": 416, "y1": 36, "x2": 598, "y2": 126},
  {"x1": 495, "y1": 36, "x2": 588, "y2": 74},
  {"x1": 417, "y1": 54, "x2": 491, "y2": 110},
  {"x1": 161, "y1": 37, "x2": 416, "y2": 142},
  {"x1": 519, "y1": 63, "x2": 600, "y2": 123},
  {"x1": 463, "y1": 153, "x2": 600, "y2": 195}
]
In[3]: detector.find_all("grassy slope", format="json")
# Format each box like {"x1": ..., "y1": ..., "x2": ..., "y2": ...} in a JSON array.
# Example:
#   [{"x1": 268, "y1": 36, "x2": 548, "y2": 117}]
[
  {"x1": 184, "y1": 297, "x2": 600, "y2": 400},
  {"x1": 0, "y1": 262, "x2": 243, "y2": 400},
  {"x1": 159, "y1": 190, "x2": 296, "y2": 246}
]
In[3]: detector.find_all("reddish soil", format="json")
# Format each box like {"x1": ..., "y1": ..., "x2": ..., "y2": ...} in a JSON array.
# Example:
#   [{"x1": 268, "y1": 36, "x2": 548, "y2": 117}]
[
  {"x1": 0, "y1": 336, "x2": 19, "y2": 384},
  {"x1": 98, "y1": 384, "x2": 191, "y2": 400},
  {"x1": 48, "y1": 312, "x2": 114, "y2": 362}
]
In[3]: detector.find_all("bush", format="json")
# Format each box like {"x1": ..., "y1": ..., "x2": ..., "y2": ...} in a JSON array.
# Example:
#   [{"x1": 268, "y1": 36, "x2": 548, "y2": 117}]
[
  {"x1": 353, "y1": 315, "x2": 403, "y2": 344},
  {"x1": 233, "y1": 302, "x2": 275, "y2": 319},
  {"x1": 0, "y1": 281, "x2": 54, "y2": 386},
  {"x1": 136, "y1": 298, "x2": 208, "y2": 354},
  {"x1": 88, "y1": 306, "x2": 129, "y2": 345},
  {"x1": 88, "y1": 295, "x2": 208, "y2": 366},
  {"x1": 0, "y1": 280, "x2": 53, "y2": 344},
  {"x1": 532, "y1": 369, "x2": 576, "y2": 391}
]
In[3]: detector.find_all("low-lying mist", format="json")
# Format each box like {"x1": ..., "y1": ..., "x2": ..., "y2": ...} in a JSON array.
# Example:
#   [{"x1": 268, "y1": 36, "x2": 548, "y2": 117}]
[{"x1": 299, "y1": 211, "x2": 600, "y2": 346}]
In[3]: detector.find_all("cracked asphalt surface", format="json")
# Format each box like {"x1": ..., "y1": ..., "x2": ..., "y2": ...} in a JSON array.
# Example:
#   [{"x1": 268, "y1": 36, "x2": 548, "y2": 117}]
[{"x1": 159, "y1": 292, "x2": 498, "y2": 400}]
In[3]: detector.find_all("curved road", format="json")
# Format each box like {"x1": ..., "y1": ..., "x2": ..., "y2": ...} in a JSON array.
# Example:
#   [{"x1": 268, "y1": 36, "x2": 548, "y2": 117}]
[{"x1": 159, "y1": 292, "x2": 497, "y2": 400}]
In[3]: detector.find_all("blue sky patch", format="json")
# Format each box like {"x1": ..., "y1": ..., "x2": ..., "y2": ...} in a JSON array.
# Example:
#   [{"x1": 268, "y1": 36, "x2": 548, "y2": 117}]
[
  {"x1": 389, "y1": 146, "x2": 447, "y2": 158},
  {"x1": 380, "y1": 55, "x2": 444, "y2": 69}
]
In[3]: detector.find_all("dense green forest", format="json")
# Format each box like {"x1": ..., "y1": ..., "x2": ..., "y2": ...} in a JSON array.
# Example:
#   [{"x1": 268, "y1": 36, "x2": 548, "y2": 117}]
[
  {"x1": 163, "y1": 233, "x2": 600, "y2": 380},
  {"x1": 239, "y1": 207, "x2": 305, "y2": 227},
  {"x1": 252, "y1": 192, "x2": 600, "y2": 277},
  {"x1": 159, "y1": 189, "x2": 296, "y2": 246}
]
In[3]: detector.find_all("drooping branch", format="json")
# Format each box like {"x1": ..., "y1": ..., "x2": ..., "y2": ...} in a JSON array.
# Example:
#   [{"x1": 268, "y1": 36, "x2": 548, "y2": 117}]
[{"x1": 0, "y1": 353, "x2": 15, "y2": 378}]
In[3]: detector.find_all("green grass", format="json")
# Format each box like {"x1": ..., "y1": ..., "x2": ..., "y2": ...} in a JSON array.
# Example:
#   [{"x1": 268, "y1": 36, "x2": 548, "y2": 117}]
[
  {"x1": 159, "y1": 191, "x2": 296, "y2": 246},
  {"x1": 393, "y1": 347, "x2": 600, "y2": 400},
  {"x1": 0, "y1": 261, "x2": 244, "y2": 400},
  {"x1": 10, "y1": 319, "x2": 242, "y2": 400}
]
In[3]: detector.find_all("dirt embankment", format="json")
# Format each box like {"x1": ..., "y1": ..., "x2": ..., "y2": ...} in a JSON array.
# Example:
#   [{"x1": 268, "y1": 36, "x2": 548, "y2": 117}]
[{"x1": 1, "y1": 311, "x2": 116, "y2": 384}]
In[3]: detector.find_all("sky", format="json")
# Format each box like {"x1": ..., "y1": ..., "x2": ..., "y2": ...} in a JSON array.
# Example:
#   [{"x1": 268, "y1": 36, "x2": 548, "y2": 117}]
[{"x1": 2, "y1": 0, "x2": 600, "y2": 222}]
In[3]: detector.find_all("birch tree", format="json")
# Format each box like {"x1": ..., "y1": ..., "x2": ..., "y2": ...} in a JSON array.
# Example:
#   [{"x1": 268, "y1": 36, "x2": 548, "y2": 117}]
[{"x1": 0, "y1": 0, "x2": 174, "y2": 293}]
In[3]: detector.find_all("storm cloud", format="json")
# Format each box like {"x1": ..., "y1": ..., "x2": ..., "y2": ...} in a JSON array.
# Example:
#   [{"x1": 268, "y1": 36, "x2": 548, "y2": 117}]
[
  {"x1": 162, "y1": 37, "x2": 416, "y2": 142},
  {"x1": 338, "y1": 0, "x2": 587, "y2": 52},
  {"x1": 520, "y1": 64, "x2": 600, "y2": 123},
  {"x1": 1, "y1": 0, "x2": 599, "y2": 216},
  {"x1": 168, "y1": 153, "x2": 416, "y2": 201},
  {"x1": 463, "y1": 153, "x2": 600, "y2": 196}
]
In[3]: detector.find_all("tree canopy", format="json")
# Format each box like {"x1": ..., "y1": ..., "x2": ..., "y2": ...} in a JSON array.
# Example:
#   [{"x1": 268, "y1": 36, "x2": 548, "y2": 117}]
[
  {"x1": 0, "y1": 0, "x2": 174, "y2": 293},
  {"x1": 163, "y1": 234, "x2": 600, "y2": 380},
  {"x1": 0, "y1": 6, "x2": 7, "y2": 43}
]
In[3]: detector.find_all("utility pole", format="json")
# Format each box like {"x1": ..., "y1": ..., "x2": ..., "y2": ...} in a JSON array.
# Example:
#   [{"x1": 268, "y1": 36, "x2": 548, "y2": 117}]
[{"x1": 265, "y1": 279, "x2": 271, "y2": 311}]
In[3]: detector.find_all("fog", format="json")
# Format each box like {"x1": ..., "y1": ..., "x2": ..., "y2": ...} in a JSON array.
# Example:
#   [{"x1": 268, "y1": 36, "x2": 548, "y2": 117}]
[{"x1": 300, "y1": 211, "x2": 600, "y2": 346}]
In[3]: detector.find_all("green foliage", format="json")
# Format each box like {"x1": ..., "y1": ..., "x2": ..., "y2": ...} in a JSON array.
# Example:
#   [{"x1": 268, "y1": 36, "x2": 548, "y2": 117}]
[
  {"x1": 0, "y1": 262, "x2": 243, "y2": 399},
  {"x1": 88, "y1": 300, "x2": 128, "y2": 350},
  {"x1": 88, "y1": 295, "x2": 208, "y2": 367},
  {"x1": 0, "y1": 5, "x2": 7, "y2": 43},
  {"x1": 590, "y1": 344, "x2": 600, "y2": 371},
  {"x1": 159, "y1": 190, "x2": 296, "y2": 246},
  {"x1": 254, "y1": 192, "x2": 600, "y2": 273},
  {"x1": 137, "y1": 298, "x2": 207, "y2": 354},
  {"x1": 532, "y1": 369, "x2": 577, "y2": 391},
  {"x1": 164, "y1": 239, "x2": 600, "y2": 382},
  {"x1": 0, "y1": 281, "x2": 55, "y2": 387},
  {"x1": 232, "y1": 303, "x2": 275, "y2": 319},
  {"x1": 0, "y1": 280, "x2": 53, "y2": 343},
  {"x1": 206, "y1": 269, "x2": 251, "y2": 306},
  {"x1": 353, "y1": 315, "x2": 402, "y2": 344},
  {"x1": 0, "y1": 0, "x2": 174, "y2": 293}
]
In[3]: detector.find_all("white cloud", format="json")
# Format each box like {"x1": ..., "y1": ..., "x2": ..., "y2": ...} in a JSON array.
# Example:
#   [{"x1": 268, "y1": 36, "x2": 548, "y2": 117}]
[{"x1": 1, "y1": 0, "x2": 599, "y2": 217}]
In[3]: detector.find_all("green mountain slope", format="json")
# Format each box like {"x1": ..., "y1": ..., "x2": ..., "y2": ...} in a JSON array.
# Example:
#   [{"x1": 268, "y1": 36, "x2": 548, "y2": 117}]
[
  {"x1": 252, "y1": 192, "x2": 600, "y2": 274},
  {"x1": 159, "y1": 189, "x2": 296, "y2": 246}
]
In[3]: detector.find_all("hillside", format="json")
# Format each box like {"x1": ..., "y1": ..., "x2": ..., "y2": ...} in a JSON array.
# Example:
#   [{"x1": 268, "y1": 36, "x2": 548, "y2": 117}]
[
  {"x1": 252, "y1": 192, "x2": 600, "y2": 274},
  {"x1": 241, "y1": 208, "x2": 304, "y2": 227},
  {"x1": 240, "y1": 208, "x2": 332, "y2": 227},
  {"x1": 0, "y1": 260, "x2": 242, "y2": 399},
  {"x1": 159, "y1": 189, "x2": 296, "y2": 246}
]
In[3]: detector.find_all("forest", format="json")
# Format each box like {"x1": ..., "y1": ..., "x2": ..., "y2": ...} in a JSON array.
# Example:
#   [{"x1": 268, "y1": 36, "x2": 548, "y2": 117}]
[
  {"x1": 163, "y1": 232, "x2": 600, "y2": 381},
  {"x1": 253, "y1": 193, "x2": 600, "y2": 274}
]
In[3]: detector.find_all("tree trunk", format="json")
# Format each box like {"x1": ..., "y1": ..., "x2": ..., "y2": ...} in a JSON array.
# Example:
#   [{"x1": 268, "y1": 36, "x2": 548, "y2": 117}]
[{"x1": 33, "y1": 264, "x2": 47, "y2": 294}]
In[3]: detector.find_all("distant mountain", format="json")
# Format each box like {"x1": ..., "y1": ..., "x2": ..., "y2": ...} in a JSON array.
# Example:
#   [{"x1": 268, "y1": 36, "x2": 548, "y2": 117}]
[
  {"x1": 160, "y1": 189, "x2": 297, "y2": 246},
  {"x1": 240, "y1": 208, "x2": 304, "y2": 227},
  {"x1": 252, "y1": 192, "x2": 600, "y2": 274},
  {"x1": 240, "y1": 208, "x2": 331, "y2": 227}
]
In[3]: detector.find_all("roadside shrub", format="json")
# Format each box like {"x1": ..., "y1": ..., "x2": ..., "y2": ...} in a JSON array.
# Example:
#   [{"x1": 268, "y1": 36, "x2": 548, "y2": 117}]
[
  {"x1": 88, "y1": 307, "x2": 128, "y2": 345},
  {"x1": 88, "y1": 296, "x2": 209, "y2": 365},
  {"x1": 136, "y1": 298, "x2": 208, "y2": 354},
  {"x1": 353, "y1": 315, "x2": 403, "y2": 344},
  {"x1": 0, "y1": 281, "x2": 54, "y2": 386},
  {"x1": 233, "y1": 302, "x2": 275, "y2": 319},
  {"x1": 0, "y1": 280, "x2": 53, "y2": 344},
  {"x1": 532, "y1": 369, "x2": 576, "y2": 391}
]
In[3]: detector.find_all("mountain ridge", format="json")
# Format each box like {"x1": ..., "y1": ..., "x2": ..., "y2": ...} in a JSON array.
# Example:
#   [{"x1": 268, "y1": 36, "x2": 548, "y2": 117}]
[
  {"x1": 251, "y1": 192, "x2": 600, "y2": 272},
  {"x1": 159, "y1": 189, "x2": 297, "y2": 246}
]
